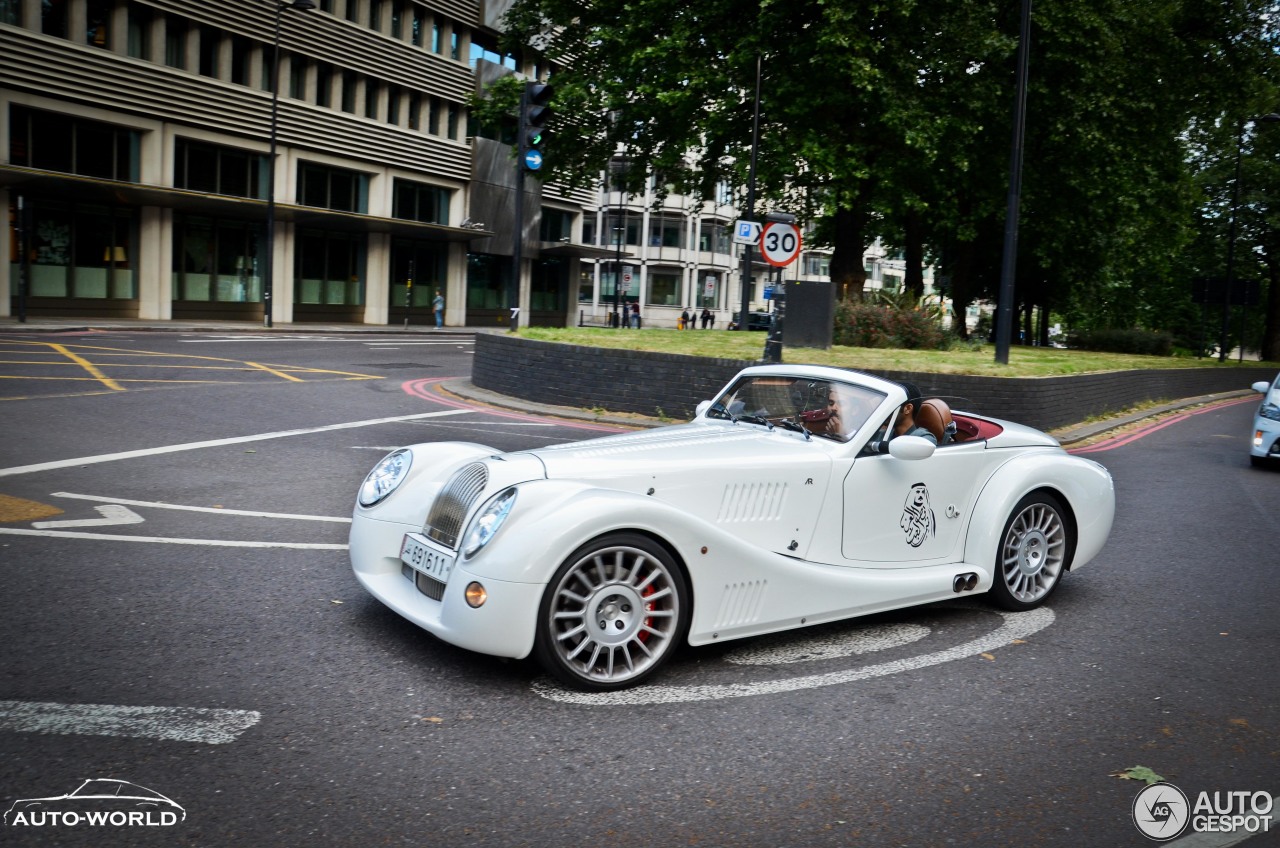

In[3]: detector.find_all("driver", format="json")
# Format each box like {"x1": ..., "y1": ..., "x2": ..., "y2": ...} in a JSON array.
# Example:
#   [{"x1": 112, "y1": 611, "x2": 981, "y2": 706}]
[{"x1": 890, "y1": 381, "x2": 937, "y2": 445}]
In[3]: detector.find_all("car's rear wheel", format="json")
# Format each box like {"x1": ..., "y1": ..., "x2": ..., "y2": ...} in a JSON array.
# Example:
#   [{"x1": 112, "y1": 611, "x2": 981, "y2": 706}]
[
  {"x1": 534, "y1": 533, "x2": 689, "y2": 691},
  {"x1": 989, "y1": 492, "x2": 1072, "y2": 611}
]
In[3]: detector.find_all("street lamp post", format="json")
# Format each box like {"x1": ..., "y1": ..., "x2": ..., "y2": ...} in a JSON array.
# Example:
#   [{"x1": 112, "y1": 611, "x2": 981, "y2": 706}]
[
  {"x1": 1220, "y1": 113, "x2": 1280, "y2": 361},
  {"x1": 263, "y1": 0, "x2": 315, "y2": 329}
]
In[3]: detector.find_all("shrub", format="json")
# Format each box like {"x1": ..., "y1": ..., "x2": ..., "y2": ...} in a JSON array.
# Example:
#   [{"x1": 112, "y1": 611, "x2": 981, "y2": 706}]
[
  {"x1": 834, "y1": 301, "x2": 953, "y2": 350},
  {"x1": 1067, "y1": 327, "x2": 1174, "y2": 357}
]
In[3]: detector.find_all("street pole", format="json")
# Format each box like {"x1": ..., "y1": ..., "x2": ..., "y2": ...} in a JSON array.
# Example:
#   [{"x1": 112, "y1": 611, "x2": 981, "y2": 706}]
[
  {"x1": 995, "y1": 0, "x2": 1031, "y2": 364},
  {"x1": 737, "y1": 53, "x2": 762, "y2": 330},
  {"x1": 15, "y1": 194, "x2": 28, "y2": 324},
  {"x1": 263, "y1": 0, "x2": 315, "y2": 329}
]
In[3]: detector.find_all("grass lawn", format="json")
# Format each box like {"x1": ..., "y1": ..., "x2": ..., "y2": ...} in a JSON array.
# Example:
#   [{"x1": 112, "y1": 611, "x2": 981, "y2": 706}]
[{"x1": 518, "y1": 327, "x2": 1280, "y2": 377}]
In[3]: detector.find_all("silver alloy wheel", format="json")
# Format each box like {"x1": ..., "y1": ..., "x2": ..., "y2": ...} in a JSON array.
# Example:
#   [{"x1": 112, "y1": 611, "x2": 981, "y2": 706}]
[
  {"x1": 1000, "y1": 500, "x2": 1067, "y2": 604},
  {"x1": 541, "y1": 538, "x2": 685, "y2": 688}
]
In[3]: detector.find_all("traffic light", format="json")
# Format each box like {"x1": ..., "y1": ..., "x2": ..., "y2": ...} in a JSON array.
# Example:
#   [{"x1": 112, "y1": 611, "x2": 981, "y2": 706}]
[{"x1": 519, "y1": 82, "x2": 553, "y2": 170}]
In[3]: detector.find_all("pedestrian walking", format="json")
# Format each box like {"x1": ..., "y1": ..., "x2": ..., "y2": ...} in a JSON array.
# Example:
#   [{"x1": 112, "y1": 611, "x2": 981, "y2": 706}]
[{"x1": 700, "y1": 308, "x2": 711, "y2": 329}]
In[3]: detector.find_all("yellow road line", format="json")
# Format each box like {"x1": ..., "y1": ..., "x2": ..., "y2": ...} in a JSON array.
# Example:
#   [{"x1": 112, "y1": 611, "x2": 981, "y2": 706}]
[
  {"x1": 0, "y1": 494, "x2": 64, "y2": 523},
  {"x1": 48, "y1": 343, "x2": 124, "y2": 391},
  {"x1": 243, "y1": 361, "x2": 306, "y2": 382}
]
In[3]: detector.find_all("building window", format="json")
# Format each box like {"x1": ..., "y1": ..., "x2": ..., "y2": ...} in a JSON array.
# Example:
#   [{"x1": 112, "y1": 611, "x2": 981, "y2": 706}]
[
  {"x1": 87, "y1": 0, "x2": 112, "y2": 47},
  {"x1": 42, "y1": 0, "x2": 67, "y2": 37},
  {"x1": 21, "y1": 202, "x2": 137, "y2": 301},
  {"x1": 288, "y1": 54, "x2": 306, "y2": 98},
  {"x1": 647, "y1": 270, "x2": 681, "y2": 306},
  {"x1": 604, "y1": 214, "x2": 639, "y2": 246},
  {"x1": 172, "y1": 215, "x2": 262, "y2": 304},
  {"x1": 648, "y1": 216, "x2": 683, "y2": 248},
  {"x1": 127, "y1": 4, "x2": 152, "y2": 59},
  {"x1": 344, "y1": 0, "x2": 359, "y2": 23},
  {"x1": 316, "y1": 63, "x2": 333, "y2": 107},
  {"x1": 175, "y1": 139, "x2": 267, "y2": 199},
  {"x1": 298, "y1": 163, "x2": 368, "y2": 213},
  {"x1": 297, "y1": 231, "x2": 365, "y2": 306},
  {"x1": 431, "y1": 22, "x2": 440, "y2": 53},
  {"x1": 386, "y1": 85, "x2": 401, "y2": 125},
  {"x1": 410, "y1": 7, "x2": 423, "y2": 45},
  {"x1": 164, "y1": 17, "x2": 186, "y2": 68},
  {"x1": 407, "y1": 93, "x2": 420, "y2": 130},
  {"x1": 446, "y1": 102, "x2": 459, "y2": 139},
  {"x1": 389, "y1": 1, "x2": 402, "y2": 38},
  {"x1": 9, "y1": 106, "x2": 139, "y2": 182},
  {"x1": 392, "y1": 179, "x2": 450, "y2": 225},
  {"x1": 804, "y1": 254, "x2": 830, "y2": 277},
  {"x1": 230, "y1": 36, "x2": 251, "y2": 86},
  {"x1": 341, "y1": 70, "x2": 357, "y2": 113},
  {"x1": 699, "y1": 221, "x2": 730, "y2": 254},
  {"x1": 368, "y1": 0, "x2": 380, "y2": 30},
  {"x1": 389, "y1": 238, "x2": 445, "y2": 314},
  {"x1": 198, "y1": 25, "x2": 219, "y2": 77},
  {"x1": 1, "y1": 0, "x2": 18, "y2": 25},
  {"x1": 540, "y1": 208, "x2": 573, "y2": 243},
  {"x1": 364, "y1": 80, "x2": 380, "y2": 119}
]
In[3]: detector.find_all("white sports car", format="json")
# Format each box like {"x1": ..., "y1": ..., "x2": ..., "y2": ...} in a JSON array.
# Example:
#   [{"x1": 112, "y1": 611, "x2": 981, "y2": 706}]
[
  {"x1": 350, "y1": 364, "x2": 1115, "y2": 690},
  {"x1": 1250, "y1": 372, "x2": 1280, "y2": 466}
]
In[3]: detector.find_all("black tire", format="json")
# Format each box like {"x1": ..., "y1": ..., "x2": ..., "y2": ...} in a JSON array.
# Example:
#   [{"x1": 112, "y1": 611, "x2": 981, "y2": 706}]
[
  {"x1": 533, "y1": 533, "x2": 689, "y2": 691},
  {"x1": 989, "y1": 492, "x2": 1073, "y2": 611}
]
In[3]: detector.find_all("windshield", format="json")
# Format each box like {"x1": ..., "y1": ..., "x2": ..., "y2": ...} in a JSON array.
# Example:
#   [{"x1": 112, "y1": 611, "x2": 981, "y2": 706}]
[{"x1": 706, "y1": 375, "x2": 885, "y2": 443}]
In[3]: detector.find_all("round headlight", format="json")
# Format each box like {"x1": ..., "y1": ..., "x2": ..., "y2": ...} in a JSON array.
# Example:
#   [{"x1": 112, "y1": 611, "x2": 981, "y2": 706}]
[
  {"x1": 462, "y1": 488, "x2": 518, "y2": 559},
  {"x1": 358, "y1": 448, "x2": 412, "y2": 507}
]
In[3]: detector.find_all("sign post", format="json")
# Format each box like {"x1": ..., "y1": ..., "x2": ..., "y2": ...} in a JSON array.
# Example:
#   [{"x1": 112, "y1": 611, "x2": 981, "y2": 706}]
[{"x1": 759, "y1": 218, "x2": 801, "y2": 362}]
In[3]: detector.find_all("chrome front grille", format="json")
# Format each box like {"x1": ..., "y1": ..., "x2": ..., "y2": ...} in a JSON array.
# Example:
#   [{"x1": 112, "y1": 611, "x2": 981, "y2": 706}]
[{"x1": 423, "y1": 462, "x2": 488, "y2": 549}]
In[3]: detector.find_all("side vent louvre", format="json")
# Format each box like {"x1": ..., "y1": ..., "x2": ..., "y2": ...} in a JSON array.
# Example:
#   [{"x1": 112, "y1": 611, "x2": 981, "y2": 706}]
[
  {"x1": 423, "y1": 462, "x2": 488, "y2": 549},
  {"x1": 716, "y1": 482, "x2": 789, "y2": 523},
  {"x1": 714, "y1": 580, "x2": 768, "y2": 629}
]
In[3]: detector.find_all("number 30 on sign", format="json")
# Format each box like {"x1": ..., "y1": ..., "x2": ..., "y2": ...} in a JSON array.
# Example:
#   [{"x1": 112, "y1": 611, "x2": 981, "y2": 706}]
[{"x1": 760, "y1": 222, "x2": 802, "y2": 267}]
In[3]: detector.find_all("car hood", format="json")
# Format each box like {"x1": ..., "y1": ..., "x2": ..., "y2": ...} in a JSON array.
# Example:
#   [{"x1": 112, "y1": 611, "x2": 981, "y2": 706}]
[
  {"x1": 525, "y1": 421, "x2": 831, "y2": 481},
  {"x1": 519, "y1": 421, "x2": 834, "y2": 556}
]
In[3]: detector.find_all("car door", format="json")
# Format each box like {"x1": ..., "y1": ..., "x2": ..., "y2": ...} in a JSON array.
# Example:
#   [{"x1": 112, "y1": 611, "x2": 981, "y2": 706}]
[{"x1": 841, "y1": 441, "x2": 1003, "y2": 565}]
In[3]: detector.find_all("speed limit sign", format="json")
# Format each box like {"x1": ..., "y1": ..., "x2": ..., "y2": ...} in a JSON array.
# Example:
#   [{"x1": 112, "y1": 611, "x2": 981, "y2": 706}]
[{"x1": 760, "y1": 222, "x2": 802, "y2": 267}]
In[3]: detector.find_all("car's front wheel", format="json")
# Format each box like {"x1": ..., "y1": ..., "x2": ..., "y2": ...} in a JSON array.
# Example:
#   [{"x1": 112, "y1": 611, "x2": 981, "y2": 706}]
[
  {"x1": 534, "y1": 533, "x2": 689, "y2": 691},
  {"x1": 989, "y1": 492, "x2": 1072, "y2": 611}
]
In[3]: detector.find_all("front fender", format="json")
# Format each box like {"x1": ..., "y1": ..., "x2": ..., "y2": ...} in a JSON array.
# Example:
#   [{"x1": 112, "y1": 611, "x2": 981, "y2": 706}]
[{"x1": 962, "y1": 450, "x2": 1114, "y2": 573}]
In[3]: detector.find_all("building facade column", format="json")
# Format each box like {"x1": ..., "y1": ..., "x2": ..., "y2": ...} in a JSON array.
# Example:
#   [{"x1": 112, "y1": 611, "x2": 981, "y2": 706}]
[
  {"x1": 136, "y1": 206, "x2": 171, "y2": 320},
  {"x1": 364, "y1": 232, "x2": 390, "y2": 324}
]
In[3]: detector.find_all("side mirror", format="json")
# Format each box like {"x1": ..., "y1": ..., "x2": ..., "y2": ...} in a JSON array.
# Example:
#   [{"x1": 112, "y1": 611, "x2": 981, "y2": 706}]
[
  {"x1": 1252, "y1": 381, "x2": 1271, "y2": 394},
  {"x1": 696, "y1": 400, "x2": 712, "y2": 418},
  {"x1": 887, "y1": 435, "x2": 937, "y2": 461}
]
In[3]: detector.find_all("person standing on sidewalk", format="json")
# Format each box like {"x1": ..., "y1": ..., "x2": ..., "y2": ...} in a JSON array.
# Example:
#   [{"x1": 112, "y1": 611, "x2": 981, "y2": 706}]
[{"x1": 433, "y1": 290, "x2": 445, "y2": 328}]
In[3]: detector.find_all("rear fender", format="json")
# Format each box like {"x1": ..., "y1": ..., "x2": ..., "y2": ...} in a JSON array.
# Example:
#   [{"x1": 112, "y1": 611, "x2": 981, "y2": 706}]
[{"x1": 963, "y1": 451, "x2": 1114, "y2": 575}]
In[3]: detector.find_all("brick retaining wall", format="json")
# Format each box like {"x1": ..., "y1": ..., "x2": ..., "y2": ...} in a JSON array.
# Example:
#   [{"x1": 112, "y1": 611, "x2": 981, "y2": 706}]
[{"x1": 473, "y1": 334, "x2": 1273, "y2": 431}]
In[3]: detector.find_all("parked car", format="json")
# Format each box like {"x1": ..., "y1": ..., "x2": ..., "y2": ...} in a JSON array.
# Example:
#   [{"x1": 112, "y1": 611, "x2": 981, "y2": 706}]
[
  {"x1": 728, "y1": 310, "x2": 772, "y2": 331},
  {"x1": 1250, "y1": 373, "x2": 1280, "y2": 467},
  {"x1": 350, "y1": 364, "x2": 1115, "y2": 691}
]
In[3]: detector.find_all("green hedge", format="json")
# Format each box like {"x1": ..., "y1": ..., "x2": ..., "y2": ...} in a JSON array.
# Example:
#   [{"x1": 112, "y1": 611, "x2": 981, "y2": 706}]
[
  {"x1": 833, "y1": 301, "x2": 952, "y2": 350},
  {"x1": 1068, "y1": 327, "x2": 1174, "y2": 356}
]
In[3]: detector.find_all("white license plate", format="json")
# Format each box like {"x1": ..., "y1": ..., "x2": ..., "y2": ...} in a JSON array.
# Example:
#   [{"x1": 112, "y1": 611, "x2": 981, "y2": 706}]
[{"x1": 400, "y1": 533, "x2": 454, "y2": 584}]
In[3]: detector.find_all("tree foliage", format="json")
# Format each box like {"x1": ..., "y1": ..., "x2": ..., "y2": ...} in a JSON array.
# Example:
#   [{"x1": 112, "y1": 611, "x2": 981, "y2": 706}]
[{"x1": 499, "y1": 0, "x2": 1280, "y2": 352}]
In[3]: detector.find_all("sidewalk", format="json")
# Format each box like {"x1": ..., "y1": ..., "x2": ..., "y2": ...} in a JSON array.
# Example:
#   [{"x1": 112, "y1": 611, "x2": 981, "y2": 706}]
[
  {"x1": 0, "y1": 315, "x2": 496, "y2": 336},
  {"x1": 1, "y1": 315, "x2": 1256, "y2": 445}
]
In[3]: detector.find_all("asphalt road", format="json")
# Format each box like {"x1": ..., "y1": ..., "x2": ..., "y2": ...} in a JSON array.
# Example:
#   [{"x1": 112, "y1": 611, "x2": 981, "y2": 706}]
[{"x1": 0, "y1": 329, "x2": 1277, "y2": 848}]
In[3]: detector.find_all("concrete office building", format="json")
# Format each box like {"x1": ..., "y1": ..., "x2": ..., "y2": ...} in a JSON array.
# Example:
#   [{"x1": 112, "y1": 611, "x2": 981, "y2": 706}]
[{"x1": 1, "y1": 0, "x2": 607, "y2": 327}]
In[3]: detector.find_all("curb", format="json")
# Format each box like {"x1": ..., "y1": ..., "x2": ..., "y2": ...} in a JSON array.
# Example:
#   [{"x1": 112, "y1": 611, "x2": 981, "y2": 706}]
[{"x1": 443, "y1": 379, "x2": 1258, "y2": 446}]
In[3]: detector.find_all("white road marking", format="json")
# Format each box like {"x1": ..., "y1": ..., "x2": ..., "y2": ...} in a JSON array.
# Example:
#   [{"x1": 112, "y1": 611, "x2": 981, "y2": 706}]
[
  {"x1": 32, "y1": 504, "x2": 143, "y2": 529},
  {"x1": 0, "y1": 700, "x2": 260, "y2": 745},
  {"x1": 0, "y1": 408, "x2": 472, "y2": 478},
  {"x1": 532, "y1": 607, "x2": 1054, "y2": 705},
  {"x1": 50, "y1": 492, "x2": 350, "y2": 523},
  {"x1": 724, "y1": 622, "x2": 931, "y2": 665},
  {"x1": 0, "y1": 527, "x2": 345, "y2": 548},
  {"x1": 365, "y1": 341, "x2": 475, "y2": 346}
]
